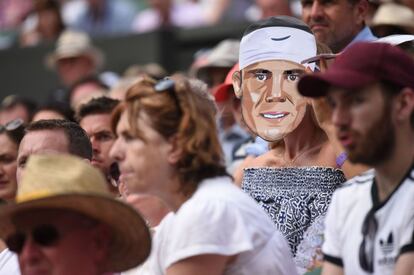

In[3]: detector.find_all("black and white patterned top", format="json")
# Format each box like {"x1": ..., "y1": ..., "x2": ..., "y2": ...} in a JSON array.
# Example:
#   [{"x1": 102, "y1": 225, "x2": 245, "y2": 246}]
[{"x1": 242, "y1": 167, "x2": 345, "y2": 261}]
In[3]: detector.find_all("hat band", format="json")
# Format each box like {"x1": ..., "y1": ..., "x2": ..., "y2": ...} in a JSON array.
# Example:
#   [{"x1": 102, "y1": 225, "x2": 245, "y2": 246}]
[{"x1": 17, "y1": 190, "x2": 53, "y2": 203}]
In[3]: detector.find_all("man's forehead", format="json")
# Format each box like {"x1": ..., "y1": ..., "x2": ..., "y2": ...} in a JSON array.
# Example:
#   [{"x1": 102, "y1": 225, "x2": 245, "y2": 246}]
[
  {"x1": 80, "y1": 113, "x2": 112, "y2": 130},
  {"x1": 327, "y1": 86, "x2": 367, "y2": 101},
  {"x1": 19, "y1": 130, "x2": 69, "y2": 153},
  {"x1": 327, "y1": 86, "x2": 351, "y2": 96},
  {"x1": 22, "y1": 129, "x2": 67, "y2": 142}
]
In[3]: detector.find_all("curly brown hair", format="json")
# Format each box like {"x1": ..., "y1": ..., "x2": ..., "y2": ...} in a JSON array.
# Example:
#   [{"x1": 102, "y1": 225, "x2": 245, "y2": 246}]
[{"x1": 120, "y1": 75, "x2": 227, "y2": 196}]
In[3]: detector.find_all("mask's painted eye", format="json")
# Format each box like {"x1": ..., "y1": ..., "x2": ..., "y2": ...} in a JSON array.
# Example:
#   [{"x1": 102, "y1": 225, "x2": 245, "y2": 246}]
[
  {"x1": 285, "y1": 70, "x2": 304, "y2": 83},
  {"x1": 288, "y1": 74, "x2": 298, "y2": 81},
  {"x1": 255, "y1": 72, "x2": 268, "y2": 81}
]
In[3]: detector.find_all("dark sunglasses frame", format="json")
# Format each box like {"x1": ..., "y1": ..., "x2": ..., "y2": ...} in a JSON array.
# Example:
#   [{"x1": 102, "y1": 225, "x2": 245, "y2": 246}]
[
  {"x1": 6, "y1": 224, "x2": 60, "y2": 254},
  {"x1": 358, "y1": 210, "x2": 378, "y2": 273}
]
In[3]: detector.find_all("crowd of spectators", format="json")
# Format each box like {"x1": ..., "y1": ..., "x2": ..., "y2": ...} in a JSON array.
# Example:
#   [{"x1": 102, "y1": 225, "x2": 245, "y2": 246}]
[{"x1": 0, "y1": 0, "x2": 412, "y2": 49}]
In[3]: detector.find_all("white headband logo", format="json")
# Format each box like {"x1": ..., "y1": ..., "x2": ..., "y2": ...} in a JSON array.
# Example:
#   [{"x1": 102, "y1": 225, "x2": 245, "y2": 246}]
[{"x1": 239, "y1": 27, "x2": 317, "y2": 70}]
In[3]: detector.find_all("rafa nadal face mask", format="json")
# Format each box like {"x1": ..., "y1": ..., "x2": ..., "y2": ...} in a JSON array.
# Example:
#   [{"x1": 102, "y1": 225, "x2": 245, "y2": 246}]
[{"x1": 235, "y1": 16, "x2": 317, "y2": 141}]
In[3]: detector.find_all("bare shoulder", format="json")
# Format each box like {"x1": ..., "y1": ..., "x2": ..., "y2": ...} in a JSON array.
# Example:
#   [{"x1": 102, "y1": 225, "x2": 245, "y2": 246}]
[
  {"x1": 318, "y1": 141, "x2": 337, "y2": 166},
  {"x1": 232, "y1": 150, "x2": 284, "y2": 186},
  {"x1": 318, "y1": 142, "x2": 369, "y2": 179}
]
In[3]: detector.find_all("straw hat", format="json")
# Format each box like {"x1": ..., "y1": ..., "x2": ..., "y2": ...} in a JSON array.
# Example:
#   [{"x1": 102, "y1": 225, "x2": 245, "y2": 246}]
[
  {"x1": 371, "y1": 3, "x2": 414, "y2": 33},
  {"x1": 0, "y1": 154, "x2": 151, "y2": 273},
  {"x1": 45, "y1": 29, "x2": 104, "y2": 69},
  {"x1": 375, "y1": 34, "x2": 414, "y2": 45}
]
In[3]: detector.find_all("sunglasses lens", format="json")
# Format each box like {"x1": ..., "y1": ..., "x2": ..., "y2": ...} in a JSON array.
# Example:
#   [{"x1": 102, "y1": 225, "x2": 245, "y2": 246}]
[
  {"x1": 154, "y1": 79, "x2": 174, "y2": 92},
  {"x1": 6, "y1": 232, "x2": 25, "y2": 253},
  {"x1": 6, "y1": 225, "x2": 60, "y2": 253},
  {"x1": 5, "y1": 119, "x2": 24, "y2": 131},
  {"x1": 33, "y1": 225, "x2": 59, "y2": 247}
]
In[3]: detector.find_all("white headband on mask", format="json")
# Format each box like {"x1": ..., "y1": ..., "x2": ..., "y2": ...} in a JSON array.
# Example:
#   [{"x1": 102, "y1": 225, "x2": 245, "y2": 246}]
[{"x1": 240, "y1": 26, "x2": 317, "y2": 71}]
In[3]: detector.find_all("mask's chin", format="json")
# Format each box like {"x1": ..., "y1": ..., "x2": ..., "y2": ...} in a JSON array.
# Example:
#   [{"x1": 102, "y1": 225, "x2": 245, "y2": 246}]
[
  {"x1": 255, "y1": 114, "x2": 305, "y2": 142},
  {"x1": 257, "y1": 128, "x2": 289, "y2": 142}
]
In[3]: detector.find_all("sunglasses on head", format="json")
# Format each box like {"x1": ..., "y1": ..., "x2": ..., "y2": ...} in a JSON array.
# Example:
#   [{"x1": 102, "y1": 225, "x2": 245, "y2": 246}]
[
  {"x1": 301, "y1": 53, "x2": 338, "y2": 72},
  {"x1": 6, "y1": 224, "x2": 60, "y2": 254},
  {"x1": 358, "y1": 210, "x2": 378, "y2": 272},
  {"x1": 0, "y1": 118, "x2": 25, "y2": 143},
  {"x1": 0, "y1": 118, "x2": 24, "y2": 132},
  {"x1": 154, "y1": 78, "x2": 182, "y2": 113}
]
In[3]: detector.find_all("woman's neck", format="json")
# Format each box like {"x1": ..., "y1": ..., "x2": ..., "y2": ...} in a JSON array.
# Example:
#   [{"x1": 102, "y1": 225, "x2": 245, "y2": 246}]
[
  {"x1": 282, "y1": 109, "x2": 327, "y2": 162},
  {"x1": 156, "y1": 176, "x2": 192, "y2": 212}
]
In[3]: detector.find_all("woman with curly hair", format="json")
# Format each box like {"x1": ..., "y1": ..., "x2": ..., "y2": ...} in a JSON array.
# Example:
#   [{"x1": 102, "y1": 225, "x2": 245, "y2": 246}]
[{"x1": 110, "y1": 75, "x2": 297, "y2": 275}]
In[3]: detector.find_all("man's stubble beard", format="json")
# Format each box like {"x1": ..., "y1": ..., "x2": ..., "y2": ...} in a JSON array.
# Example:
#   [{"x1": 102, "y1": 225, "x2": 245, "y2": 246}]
[{"x1": 347, "y1": 102, "x2": 395, "y2": 166}]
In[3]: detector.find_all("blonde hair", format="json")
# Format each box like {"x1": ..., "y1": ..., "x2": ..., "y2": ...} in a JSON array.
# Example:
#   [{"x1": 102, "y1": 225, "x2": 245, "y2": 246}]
[{"x1": 123, "y1": 75, "x2": 226, "y2": 195}]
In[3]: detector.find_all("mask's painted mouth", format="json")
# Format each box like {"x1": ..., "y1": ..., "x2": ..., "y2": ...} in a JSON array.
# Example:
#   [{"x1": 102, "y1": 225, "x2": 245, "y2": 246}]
[{"x1": 260, "y1": 112, "x2": 289, "y2": 119}]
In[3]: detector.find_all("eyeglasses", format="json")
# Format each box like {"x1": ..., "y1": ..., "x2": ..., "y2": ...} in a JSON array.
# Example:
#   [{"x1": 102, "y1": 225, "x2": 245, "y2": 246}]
[
  {"x1": 359, "y1": 210, "x2": 378, "y2": 272},
  {"x1": 0, "y1": 118, "x2": 24, "y2": 132},
  {"x1": 6, "y1": 224, "x2": 60, "y2": 254}
]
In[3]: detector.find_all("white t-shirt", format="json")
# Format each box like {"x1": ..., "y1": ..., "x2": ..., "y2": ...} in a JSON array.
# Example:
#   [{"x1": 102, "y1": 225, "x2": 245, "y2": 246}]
[
  {"x1": 323, "y1": 166, "x2": 414, "y2": 275},
  {"x1": 0, "y1": 248, "x2": 20, "y2": 274},
  {"x1": 149, "y1": 176, "x2": 297, "y2": 275}
]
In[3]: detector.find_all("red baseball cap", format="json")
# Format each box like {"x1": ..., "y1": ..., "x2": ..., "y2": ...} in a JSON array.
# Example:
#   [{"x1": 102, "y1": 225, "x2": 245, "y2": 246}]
[
  {"x1": 214, "y1": 63, "x2": 239, "y2": 102},
  {"x1": 298, "y1": 42, "x2": 414, "y2": 97}
]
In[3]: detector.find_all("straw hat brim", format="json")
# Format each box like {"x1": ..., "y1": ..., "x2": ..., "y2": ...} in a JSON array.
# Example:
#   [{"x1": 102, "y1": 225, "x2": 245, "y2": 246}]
[
  {"x1": 371, "y1": 4, "x2": 414, "y2": 31},
  {"x1": 0, "y1": 193, "x2": 151, "y2": 273},
  {"x1": 45, "y1": 47, "x2": 104, "y2": 70}
]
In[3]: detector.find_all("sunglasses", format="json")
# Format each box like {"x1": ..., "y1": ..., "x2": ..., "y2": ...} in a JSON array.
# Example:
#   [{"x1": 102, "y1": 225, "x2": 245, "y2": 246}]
[
  {"x1": 6, "y1": 224, "x2": 60, "y2": 254},
  {"x1": 0, "y1": 118, "x2": 25, "y2": 144},
  {"x1": 358, "y1": 210, "x2": 378, "y2": 272},
  {"x1": 301, "y1": 53, "x2": 338, "y2": 72},
  {"x1": 0, "y1": 118, "x2": 24, "y2": 132},
  {"x1": 154, "y1": 78, "x2": 182, "y2": 113}
]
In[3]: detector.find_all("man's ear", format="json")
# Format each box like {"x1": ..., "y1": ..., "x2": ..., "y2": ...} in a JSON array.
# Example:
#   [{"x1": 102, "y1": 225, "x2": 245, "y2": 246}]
[
  {"x1": 395, "y1": 88, "x2": 414, "y2": 123},
  {"x1": 354, "y1": 0, "x2": 369, "y2": 25},
  {"x1": 232, "y1": 70, "x2": 242, "y2": 98},
  {"x1": 167, "y1": 135, "x2": 183, "y2": 164}
]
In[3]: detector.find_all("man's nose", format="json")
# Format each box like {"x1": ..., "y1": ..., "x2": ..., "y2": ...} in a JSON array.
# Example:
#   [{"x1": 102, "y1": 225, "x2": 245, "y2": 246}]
[
  {"x1": 18, "y1": 236, "x2": 42, "y2": 264},
  {"x1": 90, "y1": 137, "x2": 101, "y2": 152},
  {"x1": 310, "y1": 0, "x2": 324, "y2": 19},
  {"x1": 332, "y1": 103, "x2": 350, "y2": 128}
]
